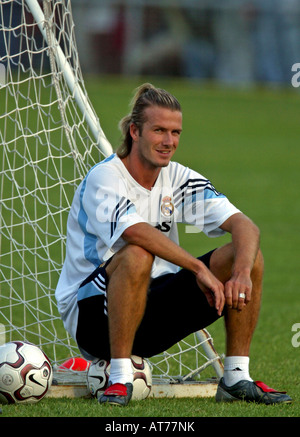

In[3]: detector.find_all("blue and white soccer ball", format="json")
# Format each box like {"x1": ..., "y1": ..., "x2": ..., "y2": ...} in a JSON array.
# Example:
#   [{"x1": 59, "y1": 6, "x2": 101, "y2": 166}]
[
  {"x1": 87, "y1": 355, "x2": 152, "y2": 400},
  {"x1": 0, "y1": 341, "x2": 53, "y2": 404}
]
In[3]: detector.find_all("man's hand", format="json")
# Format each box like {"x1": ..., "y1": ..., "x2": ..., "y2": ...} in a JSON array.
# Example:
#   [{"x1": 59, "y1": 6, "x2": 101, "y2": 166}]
[
  {"x1": 224, "y1": 270, "x2": 252, "y2": 312},
  {"x1": 195, "y1": 267, "x2": 225, "y2": 316}
]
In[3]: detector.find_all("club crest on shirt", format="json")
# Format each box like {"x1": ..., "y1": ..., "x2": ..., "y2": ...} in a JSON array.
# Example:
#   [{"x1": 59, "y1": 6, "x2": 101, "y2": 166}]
[{"x1": 161, "y1": 196, "x2": 174, "y2": 218}]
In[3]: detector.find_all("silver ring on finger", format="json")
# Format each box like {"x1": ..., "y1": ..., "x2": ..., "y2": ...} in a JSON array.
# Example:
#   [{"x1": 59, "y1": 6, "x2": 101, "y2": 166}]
[{"x1": 238, "y1": 292, "x2": 246, "y2": 299}]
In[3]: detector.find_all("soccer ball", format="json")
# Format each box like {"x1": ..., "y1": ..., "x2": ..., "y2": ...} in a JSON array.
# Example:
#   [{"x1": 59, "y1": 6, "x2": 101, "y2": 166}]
[
  {"x1": 58, "y1": 357, "x2": 91, "y2": 372},
  {"x1": 87, "y1": 358, "x2": 109, "y2": 398},
  {"x1": 87, "y1": 355, "x2": 152, "y2": 400},
  {"x1": 131, "y1": 355, "x2": 152, "y2": 400},
  {"x1": 0, "y1": 341, "x2": 53, "y2": 404}
]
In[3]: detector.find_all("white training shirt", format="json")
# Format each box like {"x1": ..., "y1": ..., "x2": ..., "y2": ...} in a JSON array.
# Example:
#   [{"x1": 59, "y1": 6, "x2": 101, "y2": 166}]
[{"x1": 55, "y1": 154, "x2": 240, "y2": 340}]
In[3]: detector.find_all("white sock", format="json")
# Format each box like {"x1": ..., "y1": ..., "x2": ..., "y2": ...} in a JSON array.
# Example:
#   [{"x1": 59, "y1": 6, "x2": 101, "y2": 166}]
[
  {"x1": 223, "y1": 356, "x2": 253, "y2": 387},
  {"x1": 109, "y1": 358, "x2": 133, "y2": 385}
]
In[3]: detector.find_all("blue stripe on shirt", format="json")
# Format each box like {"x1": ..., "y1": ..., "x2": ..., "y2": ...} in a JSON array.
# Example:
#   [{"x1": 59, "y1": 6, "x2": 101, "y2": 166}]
[
  {"x1": 78, "y1": 177, "x2": 102, "y2": 267},
  {"x1": 77, "y1": 281, "x2": 105, "y2": 301}
]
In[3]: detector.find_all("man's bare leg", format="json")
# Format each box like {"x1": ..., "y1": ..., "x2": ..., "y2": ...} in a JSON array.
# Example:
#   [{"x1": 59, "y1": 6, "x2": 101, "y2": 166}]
[
  {"x1": 209, "y1": 242, "x2": 263, "y2": 357},
  {"x1": 105, "y1": 244, "x2": 154, "y2": 359},
  {"x1": 210, "y1": 243, "x2": 292, "y2": 403},
  {"x1": 98, "y1": 244, "x2": 153, "y2": 405},
  {"x1": 210, "y1": 243, "x2": 263, "y2": 385}
]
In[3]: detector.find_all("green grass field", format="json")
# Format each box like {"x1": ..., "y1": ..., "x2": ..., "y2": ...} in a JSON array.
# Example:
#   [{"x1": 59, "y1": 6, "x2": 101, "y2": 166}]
[{"x1": 1, "y1": 76, "x2": 300, "y2": 419}]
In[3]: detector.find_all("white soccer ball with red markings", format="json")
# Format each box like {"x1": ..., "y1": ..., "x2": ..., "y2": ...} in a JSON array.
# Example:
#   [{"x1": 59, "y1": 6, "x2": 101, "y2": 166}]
[
  {"x1": 87, "y1": 355, "x2": 152, "y2": 400},
  {"x1": 0, "y1": 341, "x2": 53, "y2": 404}
]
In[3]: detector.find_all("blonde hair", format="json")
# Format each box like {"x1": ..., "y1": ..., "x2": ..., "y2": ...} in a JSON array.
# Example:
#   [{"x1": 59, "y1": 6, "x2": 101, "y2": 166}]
[{"x1": 117, "y1": 83, "x2": 181, "y2": 158}]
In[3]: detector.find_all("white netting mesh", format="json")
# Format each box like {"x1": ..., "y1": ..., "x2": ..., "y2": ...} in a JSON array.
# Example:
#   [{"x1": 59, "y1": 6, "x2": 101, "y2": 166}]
[{"x1": 0, "y1": 0, "x2": 107, "y2": 363}]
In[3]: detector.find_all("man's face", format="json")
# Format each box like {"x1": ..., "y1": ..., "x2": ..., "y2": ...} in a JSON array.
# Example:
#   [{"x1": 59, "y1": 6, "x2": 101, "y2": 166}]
[{"x1": 130, "y1": 105, "x2": 182, "y2": 170}]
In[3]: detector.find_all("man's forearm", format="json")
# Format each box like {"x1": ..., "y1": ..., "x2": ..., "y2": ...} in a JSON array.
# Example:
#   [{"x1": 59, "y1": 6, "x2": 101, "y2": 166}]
[
  {"x1": 221, "y1": 212, "x2": 260, "y2": 275},
  {"x1": 122, "y1": 222, "x2": 204, "y2": 276}
]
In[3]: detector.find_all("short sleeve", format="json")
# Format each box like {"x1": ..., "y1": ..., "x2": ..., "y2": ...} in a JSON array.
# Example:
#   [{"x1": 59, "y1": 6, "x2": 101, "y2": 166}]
[
  {"x1": 171, "y1": 163, "x2": 240, "y2": 237},
  {"x1": 80, "y1": 166, "x2": 146, "y2": 250}
]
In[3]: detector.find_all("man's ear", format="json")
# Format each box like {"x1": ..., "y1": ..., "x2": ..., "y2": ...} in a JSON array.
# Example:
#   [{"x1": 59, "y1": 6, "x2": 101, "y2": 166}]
[{"x1": 129, "y1": 123, "x2": 139, "y2": 142}]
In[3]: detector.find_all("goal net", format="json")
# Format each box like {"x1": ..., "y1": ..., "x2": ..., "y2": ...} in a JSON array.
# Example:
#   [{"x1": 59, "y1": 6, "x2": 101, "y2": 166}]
[{"x1": 0, "y1": 0, "x2": 223, "y2": 393}]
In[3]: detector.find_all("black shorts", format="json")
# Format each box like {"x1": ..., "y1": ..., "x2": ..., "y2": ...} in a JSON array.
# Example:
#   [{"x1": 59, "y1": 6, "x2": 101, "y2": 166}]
[{"x1": 76, "y1": 249, "x2": 222, "y2": 360}]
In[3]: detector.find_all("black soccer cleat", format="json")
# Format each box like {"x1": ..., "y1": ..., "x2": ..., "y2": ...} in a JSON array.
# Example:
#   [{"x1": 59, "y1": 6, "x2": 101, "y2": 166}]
[
  {"x1": 99, "y1": 382, "x2": 133, "y2": 407},
  {"x1": 215, "y1": 378, "x2": 292, "y2": 405}
]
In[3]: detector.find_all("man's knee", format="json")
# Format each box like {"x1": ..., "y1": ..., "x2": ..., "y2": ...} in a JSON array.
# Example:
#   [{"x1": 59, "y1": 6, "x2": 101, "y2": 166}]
[
  {"x1": 209, "y1": 243, "x2": 234, "y2": 283},
  {"x1": 209, "y1": 243, "x2": 264, "y2": 283},
  {"x1": 106, "y1": 244, "x2": 154, "y2": 279},
  {"x1": 124, "y1": 244, "x2": 154, "y2": 273}
]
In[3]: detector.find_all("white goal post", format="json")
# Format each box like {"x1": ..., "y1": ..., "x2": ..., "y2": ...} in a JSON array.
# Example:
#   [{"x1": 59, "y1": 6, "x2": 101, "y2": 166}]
[{"x1": 0, "y1": 0, "x2": 223, "y2": 397}]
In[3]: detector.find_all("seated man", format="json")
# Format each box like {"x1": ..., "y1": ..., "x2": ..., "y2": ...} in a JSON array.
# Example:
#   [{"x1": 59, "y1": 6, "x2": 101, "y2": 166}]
[{"x1": 55, "y1": 83, "x2": 292, "y2": 406}]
